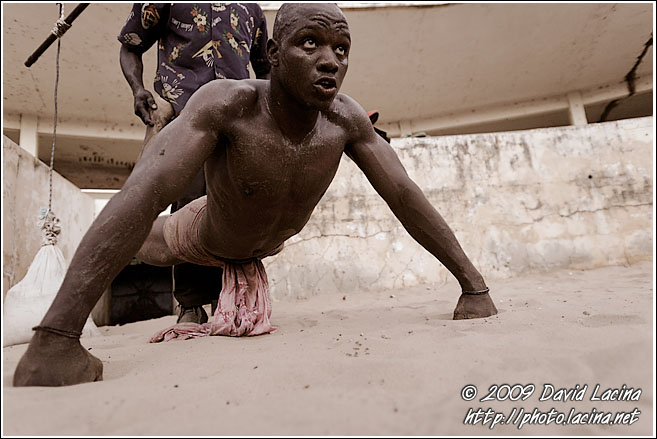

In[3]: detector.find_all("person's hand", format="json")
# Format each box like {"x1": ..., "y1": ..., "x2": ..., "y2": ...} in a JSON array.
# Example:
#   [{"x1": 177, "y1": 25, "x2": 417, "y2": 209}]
[{"x1": 133, "y1": 88, "x2": 158, "y2": 126}]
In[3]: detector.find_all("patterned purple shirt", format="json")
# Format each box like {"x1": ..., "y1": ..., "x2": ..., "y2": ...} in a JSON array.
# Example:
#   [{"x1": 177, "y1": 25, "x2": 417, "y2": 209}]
[{"x1": 118, "y1": 3, "x2": 270, "y2": 115}]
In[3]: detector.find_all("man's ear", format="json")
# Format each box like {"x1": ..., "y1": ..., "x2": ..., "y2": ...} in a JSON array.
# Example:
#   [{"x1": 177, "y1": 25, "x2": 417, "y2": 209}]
[{"x1": 266, "y1": 39, "x2": 280, "y2": 67}]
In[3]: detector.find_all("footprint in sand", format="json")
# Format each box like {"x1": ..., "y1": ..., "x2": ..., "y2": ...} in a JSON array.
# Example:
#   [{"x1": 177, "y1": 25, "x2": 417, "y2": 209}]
[
  {"x1": 345, "y1": 339, "x2": 370, "y2": 357},
  {"x1": 322, "y1": 310, "x2": 348, "y2": 321},
  {"x1": 300, "y1": 318, "x2": 319, "y2": 328},
  {"x1": 578, "y1": 313, "x2": 645, "y2": 328}
]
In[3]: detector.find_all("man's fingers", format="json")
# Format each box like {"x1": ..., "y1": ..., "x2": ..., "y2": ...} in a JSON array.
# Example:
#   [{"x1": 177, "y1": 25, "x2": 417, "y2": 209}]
[
  {"x1": 135, "y1": 94, "x2": 154, "y2": 126},
  {"x1": 146, "y1": 94, "x2": 158, "y2": 111},
  {"x1": 134, "y1": 91, "x2": 157, "y2": 126},
  {"x1": 136, "y1": 103, "x2": 154, "y2": 126},
  {"x1": 142, "y1": 112, "x2": 154, "y2": 126}
]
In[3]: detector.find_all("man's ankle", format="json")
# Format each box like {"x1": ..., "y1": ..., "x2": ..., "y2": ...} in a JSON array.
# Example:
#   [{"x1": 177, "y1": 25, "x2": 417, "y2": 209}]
[
  {"x1": 30, "y1": 327, "x2": 81, "y2": 348},
  {"x1": 459, "y1": 277, "x2": 487, "y2": 293}
]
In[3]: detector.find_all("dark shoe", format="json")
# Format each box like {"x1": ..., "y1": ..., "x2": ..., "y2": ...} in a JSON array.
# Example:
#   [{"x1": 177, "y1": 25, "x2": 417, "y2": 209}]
[{"x1": 177, "y1": 306, "x2": 208, "y2": 324}]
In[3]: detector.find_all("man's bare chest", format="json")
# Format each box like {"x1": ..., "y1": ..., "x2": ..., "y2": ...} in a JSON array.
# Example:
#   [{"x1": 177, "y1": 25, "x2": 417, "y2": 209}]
[{"x1": 213, "y1": 128, "x2": 347, "y2": 204}]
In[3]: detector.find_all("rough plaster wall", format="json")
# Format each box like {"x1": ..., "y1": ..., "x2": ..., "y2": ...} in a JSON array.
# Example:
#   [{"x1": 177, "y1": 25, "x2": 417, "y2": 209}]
[
  {"x1": 2, "y1": 136, "x2": 96, "y2": 299},
  {"x1": 265, "y1": 117, "x2": 653, "y2": 300},
  {"x1": 2, "y1": 117, "x2": 652, "y2": 304}
]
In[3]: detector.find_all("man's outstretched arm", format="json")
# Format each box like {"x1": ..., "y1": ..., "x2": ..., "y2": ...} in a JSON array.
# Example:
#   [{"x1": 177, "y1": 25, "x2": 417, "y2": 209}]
[
  {"x1": 45, "y1": 119, "x2": 218, "y2": 330},
  {"x1": 13, "y1": 86, "x2": 224, "y2": 386},
  {"x1": 343, "y1": 100, "x2": 497, "y2": 319}
]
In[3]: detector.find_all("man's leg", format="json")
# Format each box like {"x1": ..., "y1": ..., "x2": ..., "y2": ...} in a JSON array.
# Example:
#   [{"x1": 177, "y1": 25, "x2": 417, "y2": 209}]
[
  {"x1": 173, "y1": 264, "x2": 222, "y2": 323},
  {"x1": 170, "y1": 169, "x2": 223, "y2": 324},
  {"x1": 135, "y1": 216, "x2": 184, "y2": 266},
  {"x1": 137, "y1": 93, "x2": 175, "y2": 162},
  {"x1": 136, "y1": 101, "x2": 221, "y2": 323}
]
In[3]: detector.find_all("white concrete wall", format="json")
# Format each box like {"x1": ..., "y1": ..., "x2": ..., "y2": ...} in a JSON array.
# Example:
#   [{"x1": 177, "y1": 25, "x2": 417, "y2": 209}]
[
  {"x1": 3, "y1": 117, "x2": 653, "y2": 304},
  {"x1": 265, "y1": 117, "x2": 653, "y2": 300},
  {"x1": 2, "y1": 136, "x2": 96, "y2": 299}
]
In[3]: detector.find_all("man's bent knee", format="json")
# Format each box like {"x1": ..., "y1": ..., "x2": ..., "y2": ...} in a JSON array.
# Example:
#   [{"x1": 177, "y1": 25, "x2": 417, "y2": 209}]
[{"x1": 136, "y1": 216, "x2": 182, "y2": 266}]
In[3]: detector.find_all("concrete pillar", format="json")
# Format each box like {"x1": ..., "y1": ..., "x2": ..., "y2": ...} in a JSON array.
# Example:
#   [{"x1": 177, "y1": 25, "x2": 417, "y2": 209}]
[
  {"x1": 567, "y1": 91, "x2": 588, "y2": 126},
  {"x1": 399, "y1": 119, "x2": 413, "y2": 137},
  {"x1": 18, "y1": 113, "x2": 39, "y2": 157}
]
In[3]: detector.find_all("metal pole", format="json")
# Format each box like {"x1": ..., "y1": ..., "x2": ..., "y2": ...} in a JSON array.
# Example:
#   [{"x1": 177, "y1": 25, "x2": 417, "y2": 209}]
[{"x1": 24, "y1": 3, "x2": 90, "y2": 68}]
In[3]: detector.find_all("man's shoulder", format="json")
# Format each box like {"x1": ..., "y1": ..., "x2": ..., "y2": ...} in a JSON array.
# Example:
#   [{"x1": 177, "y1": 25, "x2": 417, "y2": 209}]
[
  {"x1": 328, "y1": 93, "x2": 372, "y2": 131},
  {"x1": 193, "y1": 79, "x2": 262, "y2": 110},
  {"x1": 181, "y1": 79, "x2": 264, "y2": 124},
  {"x1": 333, "y1": 93, "x2": 361, "y2": 111},
  {"x1": 328, "y1": 94, "x2": 386, "y2": 146},
  {"x1": 198, "y1": 78, "x2": 260, "y2": 97}
]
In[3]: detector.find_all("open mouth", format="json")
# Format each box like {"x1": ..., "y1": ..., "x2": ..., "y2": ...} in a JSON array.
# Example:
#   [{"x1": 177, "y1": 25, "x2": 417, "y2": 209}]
[{"x1": 315, "y1": 77, "x2": 337, "y2": 91}]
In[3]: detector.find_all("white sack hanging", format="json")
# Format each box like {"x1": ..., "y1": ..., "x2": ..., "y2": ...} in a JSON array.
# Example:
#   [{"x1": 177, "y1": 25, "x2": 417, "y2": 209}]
[{"x1": 3, "y1": 210, "x2": 100, "y2": 347}]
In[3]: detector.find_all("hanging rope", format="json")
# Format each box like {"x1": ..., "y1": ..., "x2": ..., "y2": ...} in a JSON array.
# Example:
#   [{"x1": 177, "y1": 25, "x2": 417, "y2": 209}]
[
  {"x1": 38, "y1": 209, "x2": 61, "y2": 246},
  {"x1": 48, "y1": 3, "x2": 64, "y2": 213},
  {"x1": 40, "y1": 3, "x2": 65, "y2": 247},
  {"x1": 51, "y1": 13, "x2": 72, "y2": 38},
  {"x1": 3, "y1": 3, "x2": 101, "y2": 349}
]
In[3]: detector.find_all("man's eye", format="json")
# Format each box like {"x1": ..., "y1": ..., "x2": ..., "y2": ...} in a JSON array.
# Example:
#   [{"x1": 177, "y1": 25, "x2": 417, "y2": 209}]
[
  {"x1": 336, "y1": 46, "x2": 346, "y2": 56},
  {"x1": 303, "y1": 39, "x2": 316, "y2": 49}
]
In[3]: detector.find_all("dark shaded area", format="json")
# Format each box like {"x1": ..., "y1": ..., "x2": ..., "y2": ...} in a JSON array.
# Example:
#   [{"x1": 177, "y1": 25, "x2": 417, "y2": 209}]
[
  {"x1": 586, "y1": 90, "x2": 653, "y2": 123},
  {"x1": 434, "y1": 109, "x2": 572, "y2": 137},
  {"x1": 36, "y1": 133, "x2": 141, "y2": 189},
  {"x1": 110, "y1": 261, "x2": 173, "y2": 325},
  {"x1": 598, "y1": 35, "x2": 653, "y2": 123}
]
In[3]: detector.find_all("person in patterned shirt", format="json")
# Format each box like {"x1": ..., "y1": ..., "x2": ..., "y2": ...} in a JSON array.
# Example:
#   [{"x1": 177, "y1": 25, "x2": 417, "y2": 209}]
[{"x1": 118, "y1": 3, "x2": 271, "y2": 325}]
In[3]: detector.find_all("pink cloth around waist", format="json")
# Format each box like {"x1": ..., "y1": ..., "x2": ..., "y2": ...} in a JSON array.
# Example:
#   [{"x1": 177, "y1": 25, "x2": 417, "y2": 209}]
[{"x1": 151, "y1": 196, "x2": 281, "y2": 342}]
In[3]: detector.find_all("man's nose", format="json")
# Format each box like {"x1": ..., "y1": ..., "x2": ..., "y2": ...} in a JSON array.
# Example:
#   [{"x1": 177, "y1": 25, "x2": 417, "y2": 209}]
[{"x1": 317, "y1": 47, "x2": 339, "y2": 73}]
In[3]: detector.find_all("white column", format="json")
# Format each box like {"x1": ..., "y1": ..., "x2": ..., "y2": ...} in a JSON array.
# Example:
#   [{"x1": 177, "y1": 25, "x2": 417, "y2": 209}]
[
  {"x1": 567, "y1": 91, "x2": 588, "y2": 126},
  {"x1": 18, "y1": 113, "x2": 39, "y2": 157},
  {"x1": 399, "y1": 119, "x2": 413, "y2": 137}
]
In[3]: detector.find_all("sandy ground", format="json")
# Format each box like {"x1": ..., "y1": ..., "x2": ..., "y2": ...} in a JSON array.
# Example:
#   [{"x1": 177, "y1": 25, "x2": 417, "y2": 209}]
[{"x1": 2, "y1": 261, "x2": 654, "y2": 436}]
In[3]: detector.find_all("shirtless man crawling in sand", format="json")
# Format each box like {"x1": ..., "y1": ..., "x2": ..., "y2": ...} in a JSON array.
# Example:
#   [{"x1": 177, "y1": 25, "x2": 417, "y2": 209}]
[{"x1": 14, "y1": 3, "x2": 497, "y2": 387}]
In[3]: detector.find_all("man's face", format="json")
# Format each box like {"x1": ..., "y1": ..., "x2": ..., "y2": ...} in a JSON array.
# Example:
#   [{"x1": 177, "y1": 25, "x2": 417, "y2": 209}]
[{"x1": 274, "y1": 5, "x2": 351, "y2": 110}]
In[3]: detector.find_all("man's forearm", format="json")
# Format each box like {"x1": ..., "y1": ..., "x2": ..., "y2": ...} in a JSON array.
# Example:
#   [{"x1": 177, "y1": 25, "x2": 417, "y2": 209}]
[
  {"x1": 390, "y1": 185, "x2": 487, "y2": 292},
  {"x1": 40, "y1": 175, "x2": 171, "y2": 333},
  {"x1": 120, "y1": 45, "x2": 147, "y2": 94},
  {"x1": 38, "y1": 98, "x2": 219, "y2": 332}
]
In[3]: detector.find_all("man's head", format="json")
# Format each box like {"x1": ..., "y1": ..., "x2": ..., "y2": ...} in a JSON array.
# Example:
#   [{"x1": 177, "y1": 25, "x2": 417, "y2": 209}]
[{"x1": 268, "y1": 3, "x2": 351, "y2": 111}]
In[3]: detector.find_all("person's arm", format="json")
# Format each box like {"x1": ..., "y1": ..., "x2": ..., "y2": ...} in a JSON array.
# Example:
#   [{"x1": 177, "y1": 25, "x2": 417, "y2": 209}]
[
  {"x1": 38, "y1": 83, "x2": 230, "y2": 335},
  {"x1": 120, "y1": 45, "x2": 157, "y2": 126},
  {"x1": 249, "y1": 7, "x2": 271, "y2": 80},
  {"x1": 342, "y1": 97, "x2": 497, "y2": 318},
  {"x1": 117, "y1": 3, "x2": 168, "y2": 125},
  {"x1": 13, "y1": 82, "x2": 239, "y2": 387}
]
